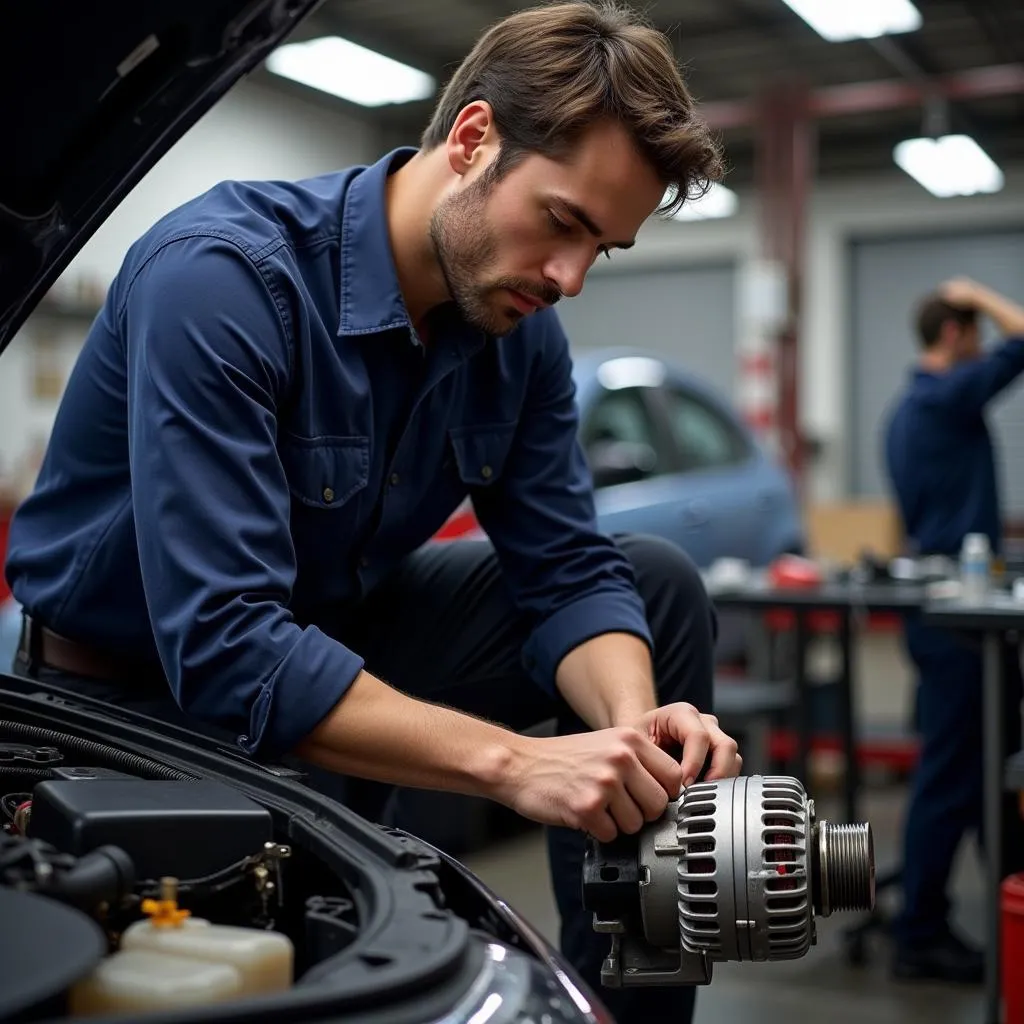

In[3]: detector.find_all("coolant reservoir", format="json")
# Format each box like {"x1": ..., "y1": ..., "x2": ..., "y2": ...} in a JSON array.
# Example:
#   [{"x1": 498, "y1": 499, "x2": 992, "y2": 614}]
[
  {"x1": 120, "y1": 878, "x2": 294, "y2": 994},
  {"x1": 69, "y1": 949, "x2": 242, "y2": 1015}
]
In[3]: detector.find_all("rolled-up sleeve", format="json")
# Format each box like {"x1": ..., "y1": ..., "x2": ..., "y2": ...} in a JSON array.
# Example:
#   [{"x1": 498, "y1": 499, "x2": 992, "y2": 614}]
[
  {"x1": 470, "y1": 310, "x2": 652, "y2": 693},
  {"x1": 927, "y1": 335, "x2": 1024, "y2": 414},
  {"x1": 123, "y1": 234, "x2": 362, "y2": 756}
]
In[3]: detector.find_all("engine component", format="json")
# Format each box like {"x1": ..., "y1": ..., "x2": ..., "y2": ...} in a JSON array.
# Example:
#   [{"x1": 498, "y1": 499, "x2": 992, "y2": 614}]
[
  {"x1": 0, "y1": 832, "x2": 136, "y2": 915},
  {"x1": 121, "y1": 876, "x2": 294, "y2": 994},
  {"x1": 0, "y1": 720, "x2": 194, "y2": 780},
  {"x1": 27, "y1": 778, "x2": 272, "y2": 880},
  {"x1": 0, "y1": 742, "x2": 62, "y2": 768},
  {"x1": 51, "y1": 766, "x2": 134, "y2": 782},
  {"x1": 0, "y1": 887, "x2": 108, "y2": 1022},
  {"x1": 2, "y1": 792, "x2": 32, "y2": 833},
  {"x1": 132, "y1": 841, "x2": 293, "y2": 931},
  {"x1": 306, "y1": 894, "x2": 360, "y2": 962},
  {"x1": 583, "y1": 775, "x2": 875, "y2": 987},
  {"x1": 69, "y1": 948, "x2": 246, "y2": 1017}
]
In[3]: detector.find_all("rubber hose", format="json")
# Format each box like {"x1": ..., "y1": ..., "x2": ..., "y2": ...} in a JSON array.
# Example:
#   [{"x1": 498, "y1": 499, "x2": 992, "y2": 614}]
[
  {"x1": 0, "y1": 766, "x2": 54, "y2": 780},
  {"x1": 0, "y1": 720, "x2": 194, "y2": 781}
]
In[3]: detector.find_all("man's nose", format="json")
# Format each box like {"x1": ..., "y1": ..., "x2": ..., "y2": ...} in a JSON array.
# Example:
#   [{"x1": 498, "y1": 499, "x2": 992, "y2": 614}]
[{"x1": 543, "y1": 253, "x2": 590, "y2": 300}]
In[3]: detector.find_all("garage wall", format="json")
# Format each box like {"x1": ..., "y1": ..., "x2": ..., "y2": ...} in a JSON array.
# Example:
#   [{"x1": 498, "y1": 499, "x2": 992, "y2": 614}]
[
  {"x1": 556, "y1": 263, "x2": 738, "y2": 399},
  {"x1": 0, "y1": 80, "x2": 380, "y2": 485},
  {"x1": 849, "y1": 229, "x2": 1024, "y2": 514},
  {"x1": 578, "y1": 164, "x2": 1024, "y2": 501}
]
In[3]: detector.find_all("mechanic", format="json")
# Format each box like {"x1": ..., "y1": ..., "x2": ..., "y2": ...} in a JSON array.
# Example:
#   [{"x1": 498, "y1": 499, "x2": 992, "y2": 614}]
[
  {"x1": 883, "y1": 278, "x2": 1024, "y2": 984},
  {"x1": 4, "y1": 3, "x2": 740, "y2": 1019}
]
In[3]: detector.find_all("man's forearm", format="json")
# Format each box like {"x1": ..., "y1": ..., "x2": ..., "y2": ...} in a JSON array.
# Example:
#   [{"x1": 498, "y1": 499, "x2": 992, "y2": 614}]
[
  {"x1": 554, "y1": 632, "x2": 658, "y2": 730},
  {"x1": 294, "y1": 669, "x2": 520, "y2": 798},
  {"x1": 975, "y1": 284, "x2": 1024, "y2": 336}
]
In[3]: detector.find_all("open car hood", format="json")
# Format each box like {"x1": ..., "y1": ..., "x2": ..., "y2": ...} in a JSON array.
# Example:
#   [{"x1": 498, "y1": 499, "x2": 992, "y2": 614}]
[{"x1": 0, "y1": 0, "x2": 325, "y2": 355}]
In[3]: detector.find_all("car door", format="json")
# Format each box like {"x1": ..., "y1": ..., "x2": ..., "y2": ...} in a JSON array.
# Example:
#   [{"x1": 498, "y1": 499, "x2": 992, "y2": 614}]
[
  {"x1": 580, "y1": 379, "x2": 720, "y2": 567},
  {"x1": 645, "y1": 382, "x2": 768, "y2": 567}
]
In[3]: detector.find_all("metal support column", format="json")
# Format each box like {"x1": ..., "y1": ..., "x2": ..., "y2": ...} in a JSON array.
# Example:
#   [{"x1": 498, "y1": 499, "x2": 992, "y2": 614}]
[{"x1": 754, "y1": 78, "x2": 814, "y2": 489}]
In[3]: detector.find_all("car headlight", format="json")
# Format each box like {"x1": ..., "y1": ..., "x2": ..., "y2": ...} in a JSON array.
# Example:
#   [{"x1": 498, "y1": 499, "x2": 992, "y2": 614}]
[{"x1": 441, "y1": 941, "x2": 607, "y2": 1024}]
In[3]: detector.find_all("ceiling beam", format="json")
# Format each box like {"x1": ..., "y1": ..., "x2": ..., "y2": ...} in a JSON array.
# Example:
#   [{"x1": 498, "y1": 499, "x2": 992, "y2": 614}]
[
  {"x1": 701, "y1": 63, "x2": 1024, "y2": 128},
  {"x1": 967, "y1": 0, "x2": 1024, "y2": 67}
]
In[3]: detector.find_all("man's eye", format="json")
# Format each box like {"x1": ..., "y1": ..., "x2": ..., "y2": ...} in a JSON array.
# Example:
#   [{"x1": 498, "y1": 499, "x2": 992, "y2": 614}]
[
  {"x1": 547, "y1": 211, "x2": 572, "y2": 234},
  {"x1": 600, "y1": 247, "x2": 614, "y2": 261}
]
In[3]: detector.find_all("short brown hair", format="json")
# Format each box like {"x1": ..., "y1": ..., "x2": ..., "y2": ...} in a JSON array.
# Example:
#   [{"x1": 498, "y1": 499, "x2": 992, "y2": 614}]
[
  {"x1": 915, "y1": 295, "x2": 977, "y2": 348},
  {"x1": 421, "y1": 1, "x2": 725, "y2": 215}
]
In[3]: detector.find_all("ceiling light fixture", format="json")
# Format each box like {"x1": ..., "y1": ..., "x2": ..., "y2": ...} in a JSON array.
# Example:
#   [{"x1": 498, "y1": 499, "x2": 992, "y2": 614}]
[
  {"x1": 266, "y1": 36, "x2": 435, "y2": 107},
  {"x1": 780, "y1": 0, "x2": 922, "y2": 42},
  {"x1": 893, "y1": 134, "x2": 1005, "y2": 197},
  {"x1": 668, "y1": 183, "x2": 739, "y2": 222}
]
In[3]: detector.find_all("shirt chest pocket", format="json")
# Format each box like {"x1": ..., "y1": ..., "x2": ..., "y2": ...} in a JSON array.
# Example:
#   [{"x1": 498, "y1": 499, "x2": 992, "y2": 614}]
[
  {"x1": 448, "y1": 421, "x2": 518, "y2": 487},
  {"x1": 279, "y1": 434, "x2": 370, "y2": 510}
]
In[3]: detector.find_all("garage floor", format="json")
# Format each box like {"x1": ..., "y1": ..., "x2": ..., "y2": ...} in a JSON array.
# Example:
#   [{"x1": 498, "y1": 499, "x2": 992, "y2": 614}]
[{"x1": 463, "y1": 786, "x2": 986, "y2": 1024}]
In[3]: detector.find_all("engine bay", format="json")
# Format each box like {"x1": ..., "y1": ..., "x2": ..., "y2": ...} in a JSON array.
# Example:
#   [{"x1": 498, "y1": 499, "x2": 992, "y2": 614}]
[
  {"x1": 0, "y1": 689, "x2": 878, "y2": 1024},
  {"x1": 0, "y1": 716, "x2": 528, "y2": 1024}
]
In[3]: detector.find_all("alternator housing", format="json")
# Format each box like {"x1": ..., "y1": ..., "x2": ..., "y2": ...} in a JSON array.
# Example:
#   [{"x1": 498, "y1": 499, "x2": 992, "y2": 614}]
[
  {"x1": 583, "y1": 774, "x2": 874, "y2": 988},
  {"x1": 676, "y1": 776, "x2": 813, "y2": 963}
]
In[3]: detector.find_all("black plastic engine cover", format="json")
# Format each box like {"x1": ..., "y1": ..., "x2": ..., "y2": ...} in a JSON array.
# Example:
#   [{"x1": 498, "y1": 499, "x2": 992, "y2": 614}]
[{"x1": 27, "y1": 778, "x2": 272, "y2": 880}]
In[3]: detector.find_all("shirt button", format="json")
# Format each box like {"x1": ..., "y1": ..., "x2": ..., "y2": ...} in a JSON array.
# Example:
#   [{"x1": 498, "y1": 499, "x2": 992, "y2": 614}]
[
  {"x1": 481, "y1": 465, "x2": 493, "y2": 480},
  {"x1": 322, "y1": 486, "x2": 335, "y2": 503},
  {"x1": 390, "y1": 472, "x2": 400, "y2": 486}
]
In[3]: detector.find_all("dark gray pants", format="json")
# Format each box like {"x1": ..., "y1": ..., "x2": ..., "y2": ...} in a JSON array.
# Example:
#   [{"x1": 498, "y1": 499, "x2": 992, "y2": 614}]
[{"x1": 15, "y1": 533, "x2": 717, "y2": 1024}]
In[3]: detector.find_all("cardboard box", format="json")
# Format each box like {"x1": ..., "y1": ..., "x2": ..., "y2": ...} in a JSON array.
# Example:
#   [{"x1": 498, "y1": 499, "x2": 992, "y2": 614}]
[{"x1": 804, "y1": 500, "x2": 904, "y2": 564}]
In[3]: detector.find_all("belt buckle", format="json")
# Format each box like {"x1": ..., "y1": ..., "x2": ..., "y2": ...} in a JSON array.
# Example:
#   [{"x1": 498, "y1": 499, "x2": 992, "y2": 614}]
[{"x1": 19, "y1": 614, "x2": 42, "y2": 675}]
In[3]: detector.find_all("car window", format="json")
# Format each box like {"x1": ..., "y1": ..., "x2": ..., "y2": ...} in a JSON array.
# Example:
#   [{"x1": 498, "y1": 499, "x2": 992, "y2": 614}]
[
  {"x1": 662, "y1": 387, "x2": 749, "y2": 472},
  {"x1": 580, "y1": 387, "x2": 666, "y2": 482},
  {"x1": 581, "y1": 387, "x2": 655, "y2": 448}
]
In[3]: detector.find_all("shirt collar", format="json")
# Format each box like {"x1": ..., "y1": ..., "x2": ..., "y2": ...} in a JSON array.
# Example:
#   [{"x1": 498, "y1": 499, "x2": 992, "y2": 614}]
[
  {"x1": 335, "y1": 146, "x2": 497, "y2": 357},
  {"x1": 337, "y1": 147, "x2": 419, "y2": 337}
]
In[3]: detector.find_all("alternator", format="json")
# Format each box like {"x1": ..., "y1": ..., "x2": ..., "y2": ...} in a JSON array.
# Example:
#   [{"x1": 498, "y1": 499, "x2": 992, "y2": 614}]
[{"x1": 583, "y1": 775, "x2": 875, "y2": 987}]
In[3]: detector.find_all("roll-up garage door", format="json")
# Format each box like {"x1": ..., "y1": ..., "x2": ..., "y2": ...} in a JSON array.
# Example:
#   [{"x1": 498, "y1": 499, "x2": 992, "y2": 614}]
[
  {"x1": 850, "y1": 230, "x2": 1024, "y2": 516},
  {"x1": 556, "y1": 263, "x2": 737, "y2": 400}
]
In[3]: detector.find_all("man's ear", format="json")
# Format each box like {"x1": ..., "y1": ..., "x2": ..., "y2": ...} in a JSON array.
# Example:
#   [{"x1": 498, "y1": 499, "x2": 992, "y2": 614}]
[
  {"x1": 445, "y1": 101, "x2": 499, "y2": 178},
  {"x1": 938, "y1": 319, "x2": 961, "y2": 354}
]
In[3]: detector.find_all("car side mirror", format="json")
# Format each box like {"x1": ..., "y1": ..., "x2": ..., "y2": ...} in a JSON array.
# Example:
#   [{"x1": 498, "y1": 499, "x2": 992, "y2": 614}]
[{"x1": 587, "y1": 440, "x2": 658, "y2": 489}]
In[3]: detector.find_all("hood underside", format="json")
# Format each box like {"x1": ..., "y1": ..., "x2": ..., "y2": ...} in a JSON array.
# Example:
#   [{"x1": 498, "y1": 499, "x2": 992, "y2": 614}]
[{"x1": 0, "y1": 0, "x2": 325, "y2": 355}]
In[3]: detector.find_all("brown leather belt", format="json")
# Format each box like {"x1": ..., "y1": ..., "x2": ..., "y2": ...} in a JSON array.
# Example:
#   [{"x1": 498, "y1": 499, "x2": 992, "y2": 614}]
[{"x1": 17, "y1": 614, "x2": 161, "y2": 683}]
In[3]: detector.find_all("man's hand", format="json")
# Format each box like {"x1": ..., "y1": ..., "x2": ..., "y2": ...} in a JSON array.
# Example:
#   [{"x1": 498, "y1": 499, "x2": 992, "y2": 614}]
[
  {"x1": 939, "y1": 277, "x2": 1024, "y2": 336},
  {"x1": 940, "y1": 277, "x2": 984, "y2": 310},
  {"x1": 497, "y1": 727, "x2": 684, "y2": 842},
  {"x1": 495, "y1": 707, "x2": 741, "y2": 843},
  {"x1": 633, "y1": 702, "x2": 743, "y2": 788}
]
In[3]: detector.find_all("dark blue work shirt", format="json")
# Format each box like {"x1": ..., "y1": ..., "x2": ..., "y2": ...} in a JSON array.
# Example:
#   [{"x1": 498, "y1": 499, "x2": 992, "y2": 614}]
[
  {"x1": 5, "y1": 148, "x2": 651, "y2": 757},
  {"x1": 883, "y1": 336, "x2": 1024, "y2": 557}
]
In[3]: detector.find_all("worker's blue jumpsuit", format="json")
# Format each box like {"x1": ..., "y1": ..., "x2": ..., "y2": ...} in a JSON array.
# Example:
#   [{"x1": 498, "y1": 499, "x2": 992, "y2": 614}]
[{"x1": 884, "y1": 335, "x2": 1024, "y2": 946}]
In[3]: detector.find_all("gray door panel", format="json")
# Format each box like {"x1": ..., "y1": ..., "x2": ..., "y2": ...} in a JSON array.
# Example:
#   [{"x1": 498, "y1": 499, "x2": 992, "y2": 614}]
[{"x1": 850, "y1": 230, "x2": 1024, "y2": 514}]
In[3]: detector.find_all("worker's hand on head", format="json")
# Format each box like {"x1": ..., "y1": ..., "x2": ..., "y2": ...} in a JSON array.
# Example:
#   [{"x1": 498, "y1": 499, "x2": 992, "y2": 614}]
[
  {"x1": 497, "y1": 728, "x2": 685, "y2": 843},
  {"x1": 633, "y1": 702, "x2": 742, "y2": 790},
  {"x1": 940, "y1": 277, "x2": 984, "y2": 310}
]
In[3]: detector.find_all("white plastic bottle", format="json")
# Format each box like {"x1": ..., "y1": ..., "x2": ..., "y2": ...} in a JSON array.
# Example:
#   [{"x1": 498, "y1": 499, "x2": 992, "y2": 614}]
[
  {"x1": 120, "y1": 916, "x2": 293, "y2": 994},
  {"x1": 70, "y1": 877, "x2": 294, "y2": 1016},
  {"x1": 120, "y1": 878, "x2": 294, "y2": 994},
  {"x1": 69, "y1": 950, "x2": 243, "y2": 1015},
  {"x1": 960, "y1": 532, "x2": 992, "y2": 604}
]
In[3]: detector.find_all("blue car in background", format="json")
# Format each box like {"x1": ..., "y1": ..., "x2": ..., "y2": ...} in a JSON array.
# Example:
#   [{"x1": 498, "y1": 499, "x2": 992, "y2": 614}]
[{"x1": 573, "y1": 349, "x2": 804, "y2": 570}]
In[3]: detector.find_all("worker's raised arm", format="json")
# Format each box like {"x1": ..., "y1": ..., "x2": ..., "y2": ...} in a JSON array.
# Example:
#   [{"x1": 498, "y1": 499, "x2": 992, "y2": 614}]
[{"x1": 924, "y1": 278, "x2": 1024, "y2": 415}]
